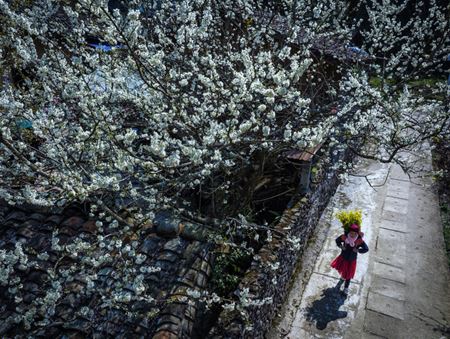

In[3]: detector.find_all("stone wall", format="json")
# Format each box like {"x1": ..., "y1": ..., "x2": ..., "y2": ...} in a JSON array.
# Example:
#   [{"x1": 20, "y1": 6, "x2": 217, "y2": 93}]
[{"x1": 209, "y1": 148, "x2": 352, "y2": 338}]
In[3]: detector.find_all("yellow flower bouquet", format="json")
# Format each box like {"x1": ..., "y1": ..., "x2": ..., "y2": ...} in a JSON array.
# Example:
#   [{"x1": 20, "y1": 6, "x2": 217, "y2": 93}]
[{"x1": 335, "y1": 210, "x2": 362, "y2": 233}]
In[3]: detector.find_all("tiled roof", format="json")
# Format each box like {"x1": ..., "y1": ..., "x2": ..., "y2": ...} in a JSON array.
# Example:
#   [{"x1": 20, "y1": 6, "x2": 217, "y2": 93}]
[{"x1": 0, "y1": 202, "x2": 213, "y2": 337}]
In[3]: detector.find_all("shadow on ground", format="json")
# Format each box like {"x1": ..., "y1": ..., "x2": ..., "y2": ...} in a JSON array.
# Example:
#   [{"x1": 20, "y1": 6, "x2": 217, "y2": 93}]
[{"x1": 305, "y1": 280, "x2": 348, "y2": 330}]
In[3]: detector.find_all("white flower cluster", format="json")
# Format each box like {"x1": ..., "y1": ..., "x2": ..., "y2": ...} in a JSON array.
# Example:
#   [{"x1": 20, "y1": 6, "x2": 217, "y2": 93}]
[
  {"x1": 238, "y1": 287, "x2": 273, "y2": 308},
  {"x1": 0, "y1": 243, "x2": 28, "y2": 286}
]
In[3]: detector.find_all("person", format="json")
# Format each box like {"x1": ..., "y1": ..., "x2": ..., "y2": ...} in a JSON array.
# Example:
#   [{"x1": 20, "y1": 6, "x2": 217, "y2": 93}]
[{"x1": 330, "y1": 223, "x2": 368, "y2": 294}]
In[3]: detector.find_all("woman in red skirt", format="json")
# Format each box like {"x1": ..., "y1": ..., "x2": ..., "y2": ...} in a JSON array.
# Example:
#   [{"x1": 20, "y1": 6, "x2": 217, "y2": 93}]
[{"x1": 330, "y1": 223, "x2": 368, "y2": 294}]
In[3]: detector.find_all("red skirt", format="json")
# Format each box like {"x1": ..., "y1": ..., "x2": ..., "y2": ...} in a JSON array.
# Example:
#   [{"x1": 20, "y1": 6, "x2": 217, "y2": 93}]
[{"x1": 330, "y1": 255, "x2": 357, "y2": 280}]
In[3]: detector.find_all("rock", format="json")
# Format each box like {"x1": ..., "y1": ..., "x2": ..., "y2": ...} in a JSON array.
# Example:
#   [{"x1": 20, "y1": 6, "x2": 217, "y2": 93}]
[
  {"x1": 28, "y1": 234, "x2": 51, "y2": 250},
  {"x1": 36, "y1": 223, "x2": 55, "y2": 232},
  {"x1": 55, "y1": 305, "x2": 74, "y2": 321},
  {"x1": 61, "y1": 216, "x2": 85, "y2": 230},
  {"x1": 104, "y1": 321, "x2": 120, "y2": 335},
  {"x1": 140, "y1": 234, "x2": 161, "y2": 255},
  {"x1": 5, "y1": 211, "x2": 27, "y2": 222},
  {"x1": 158, "y1": 251, "x2": 179, "y2": 263},
  {"x1": 29, "y1": 213, "x2": 46, "y2": 222},
  {"x1": 22, "y1": 293, "x2": 36, "y2": 304},
  {"x1": 60, "y1": 293, "x2": 78, "y2": 307},
  {"x1": 98, "y1": 267, "x2": 113, "y2": 276},
  {"x1": 16, "y1": 227, "x2": 35, "y2": 239},
  {"x1": 0, "y1": 321, "x2": 14, "y2": 336},
  {"x1": 145, "y1": 274, "x2": 161, "y2": 285},
  {"x1": 82, "y1": 220, "x2": 97, "y2": 233},
  {"x1": 45, "y1": 214, "x2": 64, "y2": 225},
  {"x1": 163, "y1": 238, "x2": 183, "y2": 254},
  {"x1": 131, "y1": 301, "x2": 150, "y2": 312},
  {"x1": 179, "y1": 222, "x2": 207, "y2": 241},
  {"x1": 63, "y1": 319, "x2": 91, "y2": 333},
  {"x1": 65, "y1": 282, "x2": 84, "y2": 294},
  {"x1": 65, "y1": 330, "x2": 87, "y2": 339},
  {"x1": 23, "y1": 282, "x2": 40, "y2": 294},
  {"x1": 58, "y1": 226, "x2": 78, "y2": 237},
  {"x1": 154, "y1": 213, "x2": 181, "y2": 238}
]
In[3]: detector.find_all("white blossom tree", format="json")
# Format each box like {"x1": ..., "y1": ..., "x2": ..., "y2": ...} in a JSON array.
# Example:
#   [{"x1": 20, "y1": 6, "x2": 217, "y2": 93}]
[{"x1": 0, "y1": 0, "x2": 448, "y2": 224}]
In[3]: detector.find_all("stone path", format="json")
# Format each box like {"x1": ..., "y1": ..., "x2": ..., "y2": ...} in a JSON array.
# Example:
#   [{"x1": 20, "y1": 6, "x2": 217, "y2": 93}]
[{"x1": 269, "y1": 151, "x2": 450, "y2": 339}]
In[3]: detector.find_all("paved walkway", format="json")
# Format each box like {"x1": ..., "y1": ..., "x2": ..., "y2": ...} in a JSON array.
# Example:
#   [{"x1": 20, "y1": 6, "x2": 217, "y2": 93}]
[{"x1": 269, "y1": 150, "x2": 450, "y2": 339}]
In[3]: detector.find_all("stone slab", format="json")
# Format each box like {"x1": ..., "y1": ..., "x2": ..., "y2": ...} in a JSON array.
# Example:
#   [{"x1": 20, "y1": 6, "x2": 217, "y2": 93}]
[
  {"x1": 383, "y1": 196, "x2": 409, "y2": 215},
  {"x1": 380, "y1": 209, "x2": 406, "y2": 223},
  {"x1": 377, "y1": 228, "x2": 406, "y2": 246},
  {"x1": 372, "y1": 261, "x2": 405, "y2": 284},
  {"x1": 386, "y1": 180, "x2": 410, "y2": 200},
  {"x1": 408, "y1": 223, "x2": 447, "y2": 251},
  {"x1": 374, "y1": 252, "x2": 405, "y2": 269},
  {"x1": 389, "y1": 164, "x2": 409, "y2": 181},
  {"x1": 367, "y1": 291, "x2": 405, "y2": 320},
  {"x1": 370, "y1": 276, "x2": 406, "y2": 301},
  {"x1": 363, "y1": 309, "x2": 401, "y2": 338},
  {"x1": 375, "y1": 228, "x2": 406, "y2": 267},
  {"x1": 379, "y1": 219, "x2": 407, "y2": 233}
]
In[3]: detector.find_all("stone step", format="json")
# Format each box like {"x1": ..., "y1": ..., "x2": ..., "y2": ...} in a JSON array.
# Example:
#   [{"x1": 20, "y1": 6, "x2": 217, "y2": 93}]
[
  {"x1": 366, "y1": 291, "x2": 405, "y2": 320},
  {"x1": 372, "y1": 262, "x2": 406, "y2": 284}
]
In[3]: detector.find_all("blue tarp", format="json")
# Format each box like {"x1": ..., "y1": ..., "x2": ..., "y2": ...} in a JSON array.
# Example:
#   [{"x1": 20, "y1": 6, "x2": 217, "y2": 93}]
[
  {"x1": 347, "y1": 46, "x2": 370, "y2": 59},
  {"x1": 16, "y1": 119, "x2": 33, "y2": 129},
  {"x1": 88, "y1": 43, "x2": 125, "y2": 52}
]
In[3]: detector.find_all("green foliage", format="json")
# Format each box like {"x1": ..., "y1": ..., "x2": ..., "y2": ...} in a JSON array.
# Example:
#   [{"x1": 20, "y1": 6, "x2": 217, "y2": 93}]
[
  {"x1": 407, "y1": 77, "x2": 445, "y2": 87},
  {"x1": 368, "y1": 77, "x2": 396, "y2": 88},
  {"x1": 211, "y1": 247, "x2": 252, "y2": 297},
  {"x1": 441, "y1": 203, "x2": 450, "y2": 268}
]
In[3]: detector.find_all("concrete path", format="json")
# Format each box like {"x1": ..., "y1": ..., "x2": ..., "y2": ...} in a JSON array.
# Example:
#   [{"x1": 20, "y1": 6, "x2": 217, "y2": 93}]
[{"x1": 268, "y1": 150, "x2": 450, "y2": 339}]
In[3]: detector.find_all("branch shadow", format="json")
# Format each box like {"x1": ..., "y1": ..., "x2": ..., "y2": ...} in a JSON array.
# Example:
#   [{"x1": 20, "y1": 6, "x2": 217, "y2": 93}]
[{"x1": 304, "y1": 280, "x2": 348, "y2": 330}]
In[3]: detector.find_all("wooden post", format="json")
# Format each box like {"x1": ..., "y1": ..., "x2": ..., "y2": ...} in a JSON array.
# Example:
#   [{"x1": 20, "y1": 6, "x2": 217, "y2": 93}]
[{"x1": 299, "y1": 161, "x2": 312, "y2": 194}]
